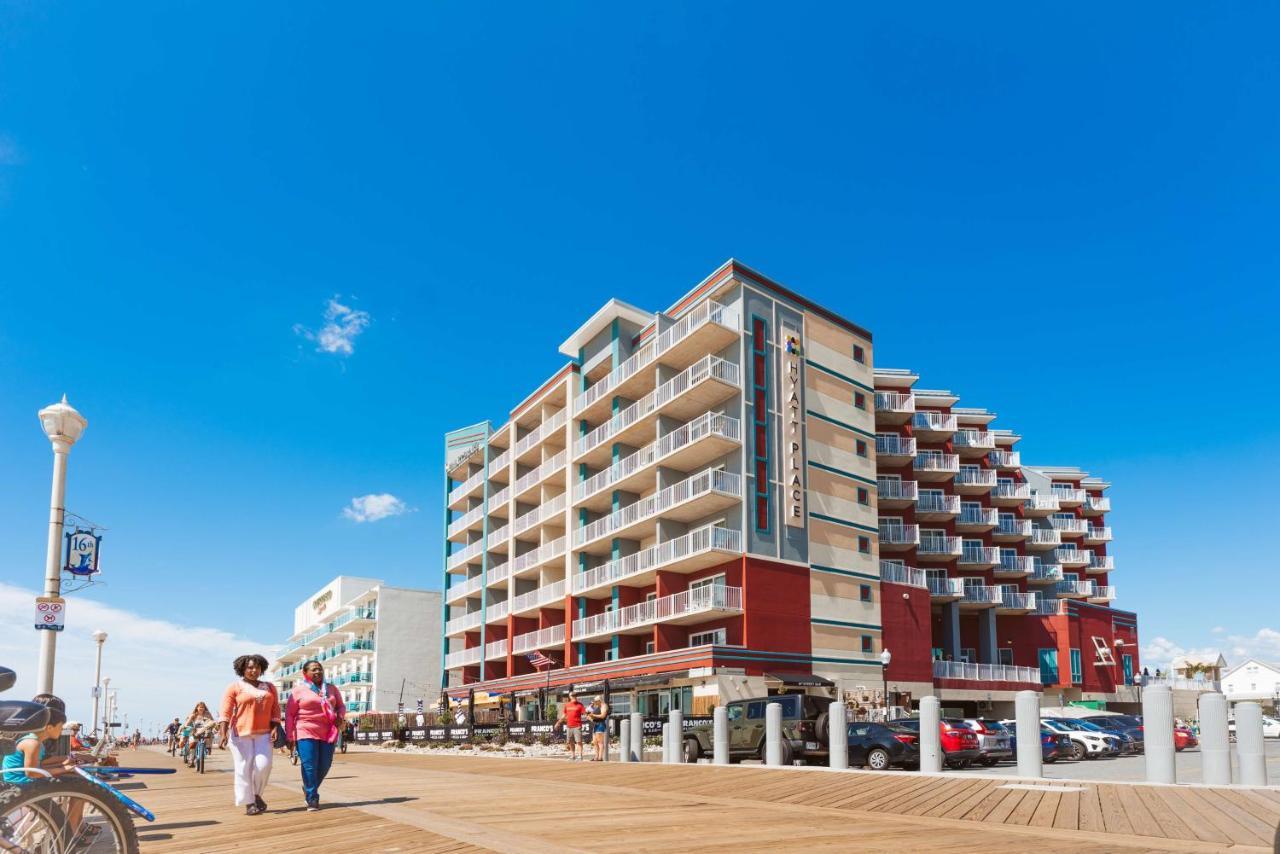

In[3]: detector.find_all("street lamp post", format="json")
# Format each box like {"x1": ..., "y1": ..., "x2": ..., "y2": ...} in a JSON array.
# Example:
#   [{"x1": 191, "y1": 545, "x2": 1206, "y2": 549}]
[
  {"x1": 101, "y1": 677, "x2": 111, "y2": 735},
  {"x1": 36, "y1": 395, "x2": 88, "y2": 695},
  {"x1": 880, "y1": 648, "x2": 893, "y2": 721},
  {"x1": 91, "y1": 629, "x2": 107, "y2": 737}
]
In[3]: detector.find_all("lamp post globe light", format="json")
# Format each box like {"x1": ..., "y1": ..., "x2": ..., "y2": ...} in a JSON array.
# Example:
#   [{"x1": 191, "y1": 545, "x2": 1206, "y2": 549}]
[
  {"x1": 36, "y1": 395, "x2": 88, "y2": 695},
  {"x1": 880, "y1": 648, "x2": 892, "y2": 721},
  {"x1": 91, "y1": 630, "x2": 107, "y2": 737}
]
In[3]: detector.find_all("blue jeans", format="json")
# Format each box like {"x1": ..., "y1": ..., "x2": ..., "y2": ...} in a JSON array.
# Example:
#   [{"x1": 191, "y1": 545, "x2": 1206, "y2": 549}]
[{"x1": 295, "y1": 738, "x2": 335, "y2": 804}]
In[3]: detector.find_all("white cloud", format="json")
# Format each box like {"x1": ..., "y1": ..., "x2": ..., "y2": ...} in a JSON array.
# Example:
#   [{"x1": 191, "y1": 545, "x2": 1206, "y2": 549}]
[
  {"x1": 293, "y1": 297, "x2": 370, "y2": 356},
  {"x1": 342, "y1": 493, "x2": 410, "y2": 523},
  {"x1": 0, "y1": 582, "x2": 275, "y2": 737},
  {"x1": 1142, "y1": 628, "x2": 1280, "y2": 673},
  {"x1": 1211, "y1": 626, "x2": 1226, "y2": 635}
]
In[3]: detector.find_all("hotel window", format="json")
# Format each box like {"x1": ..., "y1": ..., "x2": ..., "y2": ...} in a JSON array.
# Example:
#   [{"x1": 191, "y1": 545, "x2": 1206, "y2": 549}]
[
  {"x1": 853, "y1": 344, "x2": 865, "y2": 364},
  {"x1": 689, "y1": 628, "x2": 726, "y2": 647},
  {"x1": 644, "y1": 641, "x2": 655, "y2": 654},
  {"x1": 859, "y1": 584, "x2": 872, "y2": 602},
  {"x1": 1070, "y1": 648, "x2": 1083, "y2": 684},
  {"x1": 998, "y1": 648, "x2": 1014, "y2": 666},
  {"x1": 861, "y1": 635, "x2": 873, "y2": 653},
  {"x1": 854, "y1": 391, "x2": 866, "y2": 410},
  {"x1": 858, "y1": 536, "x2": 871, "y2": 554},
  {"x1": 960, "y1": 648, "x2": 976, "y2": 663},
  {"x1": 857, "y1": 487, "x2": 869, "y2": 505},
  {"x1": 856, "y1": 439, "x2": 868, "y2": 457}
]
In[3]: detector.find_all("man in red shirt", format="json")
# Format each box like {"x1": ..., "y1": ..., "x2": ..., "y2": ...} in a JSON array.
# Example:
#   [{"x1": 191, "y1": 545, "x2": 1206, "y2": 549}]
[{"x1": 556, "y1": 692, "x2": 586, "y2": 762}]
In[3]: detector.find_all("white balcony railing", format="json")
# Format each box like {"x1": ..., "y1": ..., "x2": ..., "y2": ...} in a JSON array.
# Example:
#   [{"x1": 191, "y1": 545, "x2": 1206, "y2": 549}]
[
  {"x1": 988, "y1": 450, "x2": 1021, "y2": 468},
  {"x1": 879, "y1": 561, "x2": 926, "y2": 589},
  {"x1": 1030, "y1": 529, "x2": 1061, "y2": 547},
  {"x1": 510, "y1": 579, "x2": 567, "y2": 613},
  {"x1": 514, "y1": 409, "x2": 567, "y2": 457},
  {"x1": 912, "y1": 412, "x2": 958, "y2": 432},
  {"x1": 447, "y1": 503, "x2": 486, "y2": 538},
  {"x1": 1090, "y1": 585, "x2": 1117, "y2": 600},
  {"x1": 572, "y1": 526, "x2": 741, "y2": 595},
  {"x1": 1087, "y1": 496, "x2": 1112, "y2": 513},
  {"x1": 998, "y1": 554, "x2": 1035, "y2": 574},
  {"x1": 1030, "y1": 561, "x2": 1064, "y2": 583},
  {"x1": 955, "y1": 468, "x2": 997, "y2": 487},
  {"x1": 996, "y1": 519, "x2": 1031, "y2": 537},
  {"x1": 511, "y1": 623, "x2": 566, "y2": 654},
  {"x1": 489, "y1": 447, "x2": 510, "y2": 472},
  {"x1": 577, "y1": 343, "x2": 657, "y2": 413},
  {"x1": 444, "y1": 610, "x2": 483, "y2": 635},
  {"x1": 916, "y1": 494, "x2": 959, "y2": 514},
  {"x1": 1000, "y1": 591, "x2": 1038, "y2": 610},
  {"x1": 1052, "y1": 487, "x2": 1087, "y2": 504},
  {"x1": 1087, "y1": 554, "x2": 1115, "y2": 572},
  {"x1": 1056, "y1": 579, "x2": 1096, "y2": 596},
  {"x1": 878, "y1": 523, "x2": 920, "y2": 545},
  {"x1": 960, "y1": 546, "x2": 1000, "y2": 565},
  {"x1": 919, "y1": 535, "x2": 962, "y2": 556},
  {"x1": 513, "y1": 450, "x2": 567, "y2": 496},
  {"x1": 574, "y1": 412, "x2": 741, "y2": 502},
  {"x1": 447, "y1": 538, "x2": 488, "y2": 571},
  {"x1": 1086, "y1": 526, "x2": 1113, "y2": 542},
  {"x1": 575, "y1": 469, "x2": 742, "y2": 547},
  {"x1": 572, "y1": 584, "x2": 743, "y2": 640},
  {"x1": 487, "y1": 600, "x2": 510, "y2": 622},
  {"x1": 875, "y1": 435, "x2": 917, "y2": 456},
  {"x1": 447, "y1": 469, "x2": 486, "y2": 505},
  {"x1": 958, "y1": 508, "x2": 998, "y2": 526},
  {"x1": 510, "y1": 537, "x2": 567, "y2": 575},
  {"x1": 485, "y1": 639, "x2": 508, "y2": 660},
  {"x1": 877, "y1": 480, "x2": 919, "y2": 502},
  {"x1": 446, "y1": 574, "x2": 484, "y2": 601},
  {"x1": 954, "y1": 430, "x2": 995, "y2": 450},
  {"x1": 514, "y1": 494, "x2": 567, "y2": 535},
  {"x1": 1048, "y1": 517, "x2": 1088, "y2": 534},
  {"x1": 961, "y1": 584, "x2": 1002, "y2": 604},
  {"x1": 1035, "y1": 599, "x2": 1070, "y2": 616},
  {"x1": 1052, "y1": 547, "x2": 1089, "y2": 565},
  {"x1": 928, "y1": 576, "x2": 964, "y2": 596},
  {"x1": 914, "y1": 454, "x2": 960, "y2": 473},
  {"x1": 488, "y1": 485, "x2": 510, "y2": 512},
  {"x1": 444, "y1": 646, "x2": 482, "y2": 669},
  {"x1": 1025, "y1": 493, "x2": 1060, "y2": 512},
  {"x1": 993, "y1": 483, "x2": 1031, "y2": 501},
  {"x1": 933, "y1": 660, "x2": 1042, "y2": 684},
  {"x1": 875, "y1": 392, "x2": 915, "y2": 414}
]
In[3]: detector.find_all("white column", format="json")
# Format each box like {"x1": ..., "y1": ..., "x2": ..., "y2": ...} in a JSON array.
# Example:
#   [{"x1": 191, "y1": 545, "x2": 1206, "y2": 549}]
[
  {"x1": 1142, "y1": 684, "x2": 1176, "y2": 784},
  {"x1": 91, "y1": 632, "x2": 106, "y2": 736},
  {"x1": 36, "y1": 445, "x2": 69, "y2": 695},
  {"x1": 1015, "y1": 690, "x2": 1042, "y2": 779},
  {"x1": 1235, "y1": 701, "x2": 1267, "y2": 786},
  {"x1": 828, "y1": 701, "x2": 848, "y2": 770},
  {"x1": 919, "y1": 695, "x2": 942, "y2": 773},
  {"x1": 619, "y1": 717, "x2": 632, "y2": 764},
  {"x1": 669, "y1": 709, "x2": 683, "y2": 764},
  {"x1": 661, "y1": 722, "x2": 672, "y2": 764},
  {"x1": 1198, "y1": 692, "x2": 1230, "y2": 786},
  {"x1": 713, "y1": 706, "x2": 729, "y2": 765},
  {"x1": 765, "y1": 702, "x2": 782, "y2": 766},
  {"x1": 629, "y1": 712, "x2": 643, "y2": 763}
]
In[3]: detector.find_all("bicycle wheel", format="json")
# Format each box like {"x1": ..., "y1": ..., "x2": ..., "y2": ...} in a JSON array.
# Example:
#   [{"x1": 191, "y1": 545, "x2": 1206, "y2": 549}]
[{"x1": 0, "y1": 776, "x2": 139, "y2": 854}]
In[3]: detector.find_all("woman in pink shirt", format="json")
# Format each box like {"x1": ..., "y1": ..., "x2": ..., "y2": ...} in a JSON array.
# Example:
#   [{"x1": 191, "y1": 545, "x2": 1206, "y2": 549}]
[{"x1": 285, "y1": 659, "x2": 346, "y2": 811}]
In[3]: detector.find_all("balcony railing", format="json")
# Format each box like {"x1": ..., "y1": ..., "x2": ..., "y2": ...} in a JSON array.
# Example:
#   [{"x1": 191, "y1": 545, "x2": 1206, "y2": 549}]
[
  {"x1": 489, "y1": 447, "x2": 510, "y2": 472},
  {"x1": 333, "y1": 671, "x2": 372, "y2": 686},
  {"x1": 487, "y1": 600, "x2": 510, "y2": 622},
  {"x1": 912, "y1": 412, "x2": 958, "y2": 432},
  {"x1": 485, "y1": 639, "x2": 508, "y2": 660},
  {"x1": 1029, "y1": 529, "x2": 1061, "y2": 547},
  {"x1": 514, "y1": 409, "x2": 567, "y2": 457},
  {"x1": 510, "y1": 579, "x2": 567, "y2": 613},
  {"x1": 1048, "y1": 517, "x2": 1088, "y2": 535},
  {"x1": 918, "y1": 535, "x2": 962, "y2": 556},
  {"x1": 1056, "y1": 579, "x2": 1096, "y2": 596},
  {"x1": 954, "y1": 430, "x2": 995, "y2": 450},
  {"x1": 572, "y1": 584, "x2": 743, "y2": 640},
  {"x1": 998, "y1": 554, "x2": 1035, "y2": 574},
  {"x1": 489, "y1": 486, "x2": 510, "y2": 512},
  {"x1": 958, "y1": 508, "x2": 998, "y2": 526},
  {"x1": 448, "y1": 503, "x2": 487, "y2": 538},
  {"x1": 1052, "y1": 547, "x2": 1089, "y2": 566},
  {"x1": 874, "y1": 435, "x2": 916, "y2": 456},
  {"x1": 961, "y1": 584, "x2": 1002, "y2": 604},
  {"x1": 574, "y1": 469, "x2": 742, "y2": 547},
  {"x1": 996, "y1": 519, "x2": 1031, "y2": 537},
  {"x1": 510, "y1": 536, "x2": 567, "y2": 576},
  {"x1": 1086, "y1": 496, "x2": 1111, "y2": 513},
  {"x1": 447, "y1": 538, "x2": 487, "y2": 571},
  {"x1": 572, "y1": 526, "x2": 741, "y2": 595},
  {"x1": 877, "y1": 523, "x2": 920, "y2": 546},
  {"x1": 1029, "y1": 562, "x2": 1064, "y2": 583},
  {"x1": 1051, "y1": 487, "x2": 1087, "y2": 504},
  {"x1": 916, "y1": 494, "x2": 959, "y2": 514},
  {"x1": 514, "y1": 494, "x2": 567, "y2": 536},
  {"x1": 933, "y1": 660, "x2": 1042, "y2": 684},
  {"x1": 874, "y1": 392, "x2": 915, "y2": 414},
  {"x1": 1090, "y1": 585, "x2": 1117, "y2": 600},
  {"x1": 960, "y1": 546, "x2": 1000, "y2": 566},
  {"x1": 955, "y1": 468, "x2": 997, "y2": 487},
  {"x1": 1086, "y1": 526, "x2": 1113, "y2": 542},
  {"x1": 1025, "y1": 493, "x2": 1060, "y2": 512},
  {"x1": 914, "y1": 454, "x2": 959, "y2": 473},
  {"x1": 1000, "y1": 591, "x2": 1038, "y2": 610},
  {"x1": 444, "y1": 646, "x2": 482, "y2": 669},
  {"x1": 876, "y1": 479, "x2": 918, "y2": 502},
  {"x1": 879, "y1": 561, "x2": 926, "y2": 589},
  {"x1": 1087, "y1": 553, "x2": 1115, "y2": 572},
  {"x1": 577, "y1": 344, "x2": 656, "y2": 414},
  {"x1": 446, "y1": 574, "x2": 484, "y2": 602},
  {"x1": 928, "y1": 577, "x2": 964, "y2": 597},
  {"x1": 513, "y1": 450, "x2": 567, "y2": 496},
  {"x1": 511, "y1": 623, "x2": 566, "y2": 654},
  {"x1": 993, "y1": 483, "x2": 1031, "y2": 501},
  {"x1": 988, "y1": 450, "x2": 1021, "y2": 468},
  {"x1": 447, "y1": 469, "x2": 486, "y2": 505},
  {"x1": 445, "y1": 610, "x2": 484, "y2": 635}
]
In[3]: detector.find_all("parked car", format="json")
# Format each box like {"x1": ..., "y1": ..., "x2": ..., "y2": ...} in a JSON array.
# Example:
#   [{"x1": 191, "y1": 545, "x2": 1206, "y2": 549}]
[
  {"x1": 894, "y1": 718, "x2": 981, "y2": 768},
  {"x1": 1174, "y1": 725, "x2": 1198, "y2": 751},
  {"x1": 999, "y1": 721, "x2": 1068, "y2": 763},
  {"x1": 1228, "y1": 715, "x2": 1280, "y2": 739},
  {"x1": 1041, "y1": 717, "x2": 1119, "y2": 760},
  {"x1": 959, "y1": 718, "x2": 1013, "y2": 766},
  {"x1": 845, "y1": 722, "x2": 920, "y2": 770},
  {"x1": 686, "y1": 694, "x2": 831, "y2": 764},
  {"x1": 1081, "y1": 714, "x2": 1145, "y2": 753}
]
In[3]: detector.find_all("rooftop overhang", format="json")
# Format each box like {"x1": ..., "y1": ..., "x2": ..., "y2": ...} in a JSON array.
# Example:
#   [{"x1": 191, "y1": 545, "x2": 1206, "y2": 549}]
[
  {"x1": 1026, "y1": 466, "x2": 1088, "y2": 482},
  {"x1": 914, "y1": 389, "x2": 960, "y2": 407},
  {"x1": 873, "y1": 368, "x2": 918, "y2": 389},
  {"x1": 992, "y1": 429, "x2": 1022, "y2": 447},
  {"x1": 954, "y1": 407, "x2": 996, "y2": 426},
  {"x1": 558, "y1": 298, "x2": 653, "y2": 357}
]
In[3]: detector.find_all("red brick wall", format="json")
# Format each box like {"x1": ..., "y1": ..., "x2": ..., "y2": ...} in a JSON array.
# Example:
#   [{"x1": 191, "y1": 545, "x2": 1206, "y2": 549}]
[
  {"x1": 881, "y1": 581, "x2": 934, "y2": 682},
  {"x1": 742, "y1": 556, "x2": 810, "y2": 654}
]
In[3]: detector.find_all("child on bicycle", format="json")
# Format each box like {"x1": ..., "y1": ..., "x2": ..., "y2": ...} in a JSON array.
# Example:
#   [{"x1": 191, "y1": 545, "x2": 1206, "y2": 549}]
[{"x1": 2, "y1": 702, "x2": 66, "y2": 783}]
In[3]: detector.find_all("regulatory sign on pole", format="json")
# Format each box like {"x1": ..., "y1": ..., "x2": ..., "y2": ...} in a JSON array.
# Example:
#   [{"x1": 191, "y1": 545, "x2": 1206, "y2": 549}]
[
  {"x1": 416, "y1": 698, "x2": 424, "y2": 713},
  {"x1": 34, "y1": 596, "x2": 66, "y2": 632}
]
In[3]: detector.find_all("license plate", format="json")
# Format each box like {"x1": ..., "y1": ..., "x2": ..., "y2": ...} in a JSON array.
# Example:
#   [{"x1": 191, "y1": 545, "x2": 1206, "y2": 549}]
[{"x1": 805, "y1": 741, "x2": 820, "y2": 750}]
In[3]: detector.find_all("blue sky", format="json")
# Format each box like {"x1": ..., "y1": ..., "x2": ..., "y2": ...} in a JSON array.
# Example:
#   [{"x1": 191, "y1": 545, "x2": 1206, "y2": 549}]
[{"x1": 1, "y1": 3, "x2": 1278, "y2": 720}]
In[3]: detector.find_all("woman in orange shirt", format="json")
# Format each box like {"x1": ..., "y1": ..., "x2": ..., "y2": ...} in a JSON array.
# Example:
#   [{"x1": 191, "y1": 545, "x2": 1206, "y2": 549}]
[{"x1": 218, "y1": 654, "x2": 281, "y2": 815}]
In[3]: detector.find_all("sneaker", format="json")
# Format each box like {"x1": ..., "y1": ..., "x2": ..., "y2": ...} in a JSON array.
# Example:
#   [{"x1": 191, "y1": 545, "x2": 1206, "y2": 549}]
[
  {"x1": 245, "y1": 805, "x2": 261, "y2": 816},
  {"x1": 307, "y1": 803, "x2": 319, "y2": 812},
  {"x1": 254, "y1": 795, "x2": 267, "y2": 811}
]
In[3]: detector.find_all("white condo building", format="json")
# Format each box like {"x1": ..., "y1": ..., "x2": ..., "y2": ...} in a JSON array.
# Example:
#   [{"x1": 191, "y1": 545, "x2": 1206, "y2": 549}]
[{"x1": 271, "y1": 576, "x2": 442, "y2": 714}]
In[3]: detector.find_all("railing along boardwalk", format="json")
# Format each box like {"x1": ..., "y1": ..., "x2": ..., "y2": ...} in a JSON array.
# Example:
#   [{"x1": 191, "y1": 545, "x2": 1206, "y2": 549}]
[{"x1": 131, "y1": 745, "x2": 1277, "y2": 853}]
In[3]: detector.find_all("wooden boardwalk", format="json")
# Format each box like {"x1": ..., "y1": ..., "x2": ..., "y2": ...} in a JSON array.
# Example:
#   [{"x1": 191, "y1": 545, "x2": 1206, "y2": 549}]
[{"x1": 126, "y1": 747, "x2": 1279, "y2": 852}]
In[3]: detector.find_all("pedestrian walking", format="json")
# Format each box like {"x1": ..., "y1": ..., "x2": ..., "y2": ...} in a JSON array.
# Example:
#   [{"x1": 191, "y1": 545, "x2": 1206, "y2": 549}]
[
  {"x1": 589, "y1": 695, "x2": 610, "y2": 761},
  {"x1": 556, "y1": 692, "x2": 586, "y2": 761},
  {"x1": 285, "y1": 659, "x2": 347, "y2": 812},
  {"x1": 218, "y1": 654, "x2": 281, "y2": 816}
]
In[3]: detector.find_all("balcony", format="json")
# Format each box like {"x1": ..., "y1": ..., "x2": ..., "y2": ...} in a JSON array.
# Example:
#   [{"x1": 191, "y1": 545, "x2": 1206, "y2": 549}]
[
  {"x1": 574, "y1": 355, "x2": 740, "y2": 467},
  {"x1": 1051, "y1": 487, "x2": 1087, "y2": 507},
  {"x1": 510, "y1": 579, "x2": 567, "y2": 616},
  {"x1": 956, "y1": 507, "x2": 998, "y2": 531},
  {"x1": 911, "y1": 411, "x2": 958, "y2": 438},
  {"x1": 572, "y1": 584, "x2": 744, "y2": 641},
  {"x1": 928, "y1": 576, "x2": 964, "y2": 600},
  {"x1": 487, "y1": 600, "x2": 510, "y2": 623},
  {"x1": 446, "y1": 574, "x2": 484, "y2": 604},
  {"x1": 1084, "y1": 526, "x2": 1113, "y2": 544},
  {"x1": 445, "y1": 610, "x2": 484, "y2": 636},
  {"x1": 448, "y1": 537, "x2": 488, "y2": 573},
  {"x1": 874, "y1": 434, "x2": 916, "y2": 462},
  {"x1": 1023, "y1": 493, "x2": 1060, "y2": 517},
  {"x1": 954, "y1": 468, "x2": 997, "y2": 494},
  {"x1": 874, "y1": 392, "x2": 915, "y2": 424},
  {"x1": 915, "y1": 493, "x2": 959, "y2": 521},
  {"x1": 987, "y1": 450, "x2": 1021, "y2": 469},
  {"x1": 489, "y1": 447, "x2": 511, "y2": 474},
  {"x1": 994, "y1": 554, "x2": 1035, "y2": 578},
  {"x1": 513, "y1": 409, "x2": 568, "y2": 464},
  {"x1": 485, "y1": 639, "x2": 508, "y2": 661},
  {"x1": 572, "y1": 525, "x2": 742, "y2": 597},
  {"x1": 990, "y1": 482, "x2": 1031, "y2": 507},
  {"x1": 573, "y1": 411, "x2": 741, "y2": 511},
  {"x1": 447, "y1": 502, "x2": 487, "y2": 541},
  {"x1": 345, "y1": 701, "x2": 371, "y2": 713},
  {"x1": 513, "y1": 494, "x2": 567, "y2": 539},
  {"x1": 574, "y1": 469, "x2": 742, "y2": 554},
  {"x1": 913, "y1": 453, "x2": 959, "y2": 482},
  {"x1": 876, "y1": 479, "x2": 918, "y2": 509},
  {"x1": 513, "y1": 450, "x2": 568, "y2": 503},
  {"x1": 1028, "y1": 561, "x2": 1064, "y2": 585},
  {"x1": 918, "y1": 535, "x2": 962, "y2": 560},
  {"x1": 1083, "y1": 495, "x2": 1111, "y2": 516},
  {"x1": 932, "y1": 660, "x2": 1042, "y2": 685},
  {"x1": 997, "y1": 590, "x2": 1038, "y2": 614},
  {"x1": 879, "y1": 561, "x2": 926, "y2": 589},
  {"x1": 877, "y1": 523, "x2": 920, "y2": 551},
  {"x1": 1056, "y1": 579, "x2": 1095, "y2": 599},
  {"x1": 509, "y1": 536, "x2": 567, "y2": 579},
  {"x1": 1034, "y1": 598, "x2": 1070, "y2": 616},
  {"x1": 511, "y1": 623, "x2": 566, "y2": 654},
  {"x1": 958, "y1": 545, "x2": 1000, "y2": 569},
  {"x1": 959, "y1": 584, "x2": 1002, "y2": 609},
  {"x1": 1027, "y1": 528, "x2": 1061, "y2": 550},
  {"x1": 444, "y1": 646, "x2": 482, "y2": 669},
  {"x1": 333, "y1": 671, "x2": 372, "y2": 686},
  {"x1": 993, "y1": 518, "x2": 1031, "y2": 542},
  {"x1": 1085, "y1": 553, "x2": 1115, "y2": 575},
  {"x1": 574, "y1": 299, "x2": 739, "y2": 421},
  {"x1": 953, "y1": 430, "x2": 996, "y2": 456},
  {"x1": 447, "y1": 469, "x2": 486, "y2": 510},
  {"x1": 1052, "y1": 547, "x2": 1090, "y2": 568},
  {"x1": 1048, "y1": 517, "x2": 1088, "y2": 537},
  {"x1": 1088, "y1": 585, "x2": 1117, "y2": 604}
]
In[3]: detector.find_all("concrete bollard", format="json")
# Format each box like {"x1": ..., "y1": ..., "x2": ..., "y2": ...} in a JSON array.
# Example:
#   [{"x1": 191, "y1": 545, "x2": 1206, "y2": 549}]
[
  {"x1": 765, "y1": 702, "x2": 783, "y2": 766},
  {"x1": 629, "y1": 712, "x2": 643, "y2": 763},
  {"x1": 619, "y1": 718, "x2": 632, "y2": 764},
  {"x1": 662, "y1": 722, "x2": 672, "y2": 764},
  {"x1": 919, "y1": 695, "x2": 942, "y2": 773},
  {"x1": 669, "y1": 709, "x2": 684, "y2": 764},
  {"x1": 1235, "y1": 701, "x2": 1267, "y2": 786},
  {"x1": 1143, "y1": 684, "x2": 1176, "y2": 784},
  {"x1": 1198, "y1": 692, "x2": 1229, "y2": 786},
  {"x1": 1015, "y1": 690, "x2": 1042, "y2": 779},
  {"x1": 829, "y1": 701, "x2": 848, "y2": 770},
  {"x1": 713, "y1": 706, "x2": 729, "y2": 765}
]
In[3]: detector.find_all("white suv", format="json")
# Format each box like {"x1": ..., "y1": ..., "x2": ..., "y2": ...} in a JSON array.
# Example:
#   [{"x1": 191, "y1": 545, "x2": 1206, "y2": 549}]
[{"x1": 1041, "y1": 717, "x2": 1118, "y2": 760}]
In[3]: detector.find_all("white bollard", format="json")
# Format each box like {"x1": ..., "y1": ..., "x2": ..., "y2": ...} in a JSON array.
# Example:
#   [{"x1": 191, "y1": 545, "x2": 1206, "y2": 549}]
[
  {"x1": 713, "y1": 706, "x2": 729, "y2": 765},
  {"x1": 919, "y1": 695, "x2": 942, "y2": 773},
  {"x1": 765, "y1": 701, "x2": 783, "y2": 766},
  {"x1": 662, "y1": 722, "x2": 672, "y2": 764},
  {"x1": 1198, "y1": 693, "x2": 1229, "y2": 786},
  {"x1": 829, "y1": 701, "x2": 848, "y2": 770},
  {"x1": 619, "y1": 717, "x2": 632, "y2": 764},
  {"x1": 629, "y1": 712, "x2": 643, "y2": 763},
  {"x1": 1235, "y1": 701, "x2": 1267, "y2": 786},
  {"x1": 1143, "y1": 684, "x2": 1176, "y2": 784},
  {"x1": 1015, "y1": 690, "x2": 1042, "y2": 779},
  {"x1": 669, "y1": 709, "x2": 684, "y2": 764}
]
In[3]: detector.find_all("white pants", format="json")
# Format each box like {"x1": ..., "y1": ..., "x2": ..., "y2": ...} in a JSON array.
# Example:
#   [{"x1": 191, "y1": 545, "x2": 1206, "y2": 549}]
[{"x1": 228, "y1": 732, "x2": 273, "y2": 806}]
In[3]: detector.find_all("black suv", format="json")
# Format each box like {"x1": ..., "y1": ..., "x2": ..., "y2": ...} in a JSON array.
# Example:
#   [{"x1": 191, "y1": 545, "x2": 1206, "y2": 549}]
[{"x1": 686, "y1": 694, "x2": 831, "y2": 764}]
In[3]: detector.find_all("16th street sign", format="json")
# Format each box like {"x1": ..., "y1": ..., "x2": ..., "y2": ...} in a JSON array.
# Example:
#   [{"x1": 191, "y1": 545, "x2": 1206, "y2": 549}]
[{"x1": 34, "y1": 596, "x2": 66, "y2": 632}]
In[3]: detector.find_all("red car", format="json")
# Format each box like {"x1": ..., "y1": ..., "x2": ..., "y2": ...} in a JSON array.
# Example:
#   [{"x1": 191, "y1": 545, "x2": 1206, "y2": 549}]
[
  {"x1": 1174, "y1": 726, "x2": 1198, "y2": 751},
  {"x1": 894, "y1": 718, "x2": 981, "y2": 768}
]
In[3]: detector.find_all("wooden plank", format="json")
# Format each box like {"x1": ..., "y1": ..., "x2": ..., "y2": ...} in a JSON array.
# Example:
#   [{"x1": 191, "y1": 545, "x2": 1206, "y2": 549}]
[
  {"x1": 1193, "y1": 789, "x2": 1276, "y2": 845},
  {"x1": 1027, "y1": 789, "x2": 1061, "y2": 828},
  {"x1": 1050, "y1": 789, "x2": 1079, "y2": 831},
  {"x1": 983, "y1": 789, "x2": 1026, "y2": 824},
  {"x1": 1130, "y1": 785, "x2": 1199, "y2": 842},
  {"x1": 1076, "y1": 784, "x2": 1106, "y2": 834},
  {"x1": 1112, "y1": 783, "x2": 1165, "y2": 839},
  {"x1": 1151, "y1": 786, "x2": 1252, "y2": 846}
]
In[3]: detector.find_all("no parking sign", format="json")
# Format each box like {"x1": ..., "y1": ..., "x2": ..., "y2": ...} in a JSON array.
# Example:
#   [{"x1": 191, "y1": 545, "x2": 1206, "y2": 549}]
[{"x1": 34, "y1": 596, "x2": 66, "y2": 632}]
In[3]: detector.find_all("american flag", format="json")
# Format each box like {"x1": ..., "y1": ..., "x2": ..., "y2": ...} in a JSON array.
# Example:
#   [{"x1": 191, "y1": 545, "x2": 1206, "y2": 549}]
[{"x1": 526, "y1": 651, "x2": 556, "y2": 669}]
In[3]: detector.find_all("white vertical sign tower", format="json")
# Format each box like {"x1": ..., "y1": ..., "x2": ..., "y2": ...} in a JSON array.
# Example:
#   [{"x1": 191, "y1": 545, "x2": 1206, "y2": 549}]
[{"x1": 782, "y1": 325, "x2": 805, "y2": 527}]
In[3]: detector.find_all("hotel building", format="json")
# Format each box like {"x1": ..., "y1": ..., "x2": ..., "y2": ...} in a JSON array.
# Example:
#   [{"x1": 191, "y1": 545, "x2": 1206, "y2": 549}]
[
  {"x1": 442, "y1": 260, "x2": 1139, "y2": 716},
  {"x1": 272, "y1": 576, "x2": 442, "y2": 714}
]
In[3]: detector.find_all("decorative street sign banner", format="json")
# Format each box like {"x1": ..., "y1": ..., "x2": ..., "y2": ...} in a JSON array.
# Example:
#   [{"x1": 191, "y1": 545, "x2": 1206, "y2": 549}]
[
  {"x1": 64, "y1": 529, "x2": 101, "y2": 577},
  {"x1": 34, "y1": 596, "x2": 66, "y2": 632}
]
